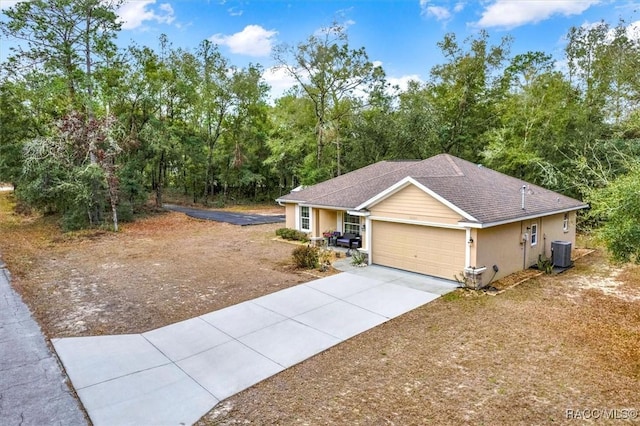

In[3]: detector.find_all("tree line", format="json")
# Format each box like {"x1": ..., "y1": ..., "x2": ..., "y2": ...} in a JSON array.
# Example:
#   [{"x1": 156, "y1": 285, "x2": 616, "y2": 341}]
[{"x1": 1, "y1": 1, "x2": 639, "y2": 261}]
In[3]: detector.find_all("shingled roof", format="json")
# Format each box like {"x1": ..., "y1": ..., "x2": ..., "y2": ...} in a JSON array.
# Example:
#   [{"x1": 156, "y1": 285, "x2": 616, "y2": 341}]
[{"x1": 276, "y1": 154, "x2": 588, "y2": 226}]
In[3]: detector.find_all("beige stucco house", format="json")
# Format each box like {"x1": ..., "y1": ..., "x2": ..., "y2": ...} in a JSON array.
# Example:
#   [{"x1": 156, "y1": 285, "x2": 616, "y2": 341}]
[{"x1": 276, "y1": 154, "x2": 588, "y2": 284}]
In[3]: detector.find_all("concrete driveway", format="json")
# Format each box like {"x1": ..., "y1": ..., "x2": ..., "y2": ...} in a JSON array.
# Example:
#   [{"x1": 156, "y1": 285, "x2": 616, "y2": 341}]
[
  {"x1": 163, "y1": 204, "x2": 285, "y2": 226},
  {"x1": 53, "y1": 266, "x2": 458, "y2": 426}
]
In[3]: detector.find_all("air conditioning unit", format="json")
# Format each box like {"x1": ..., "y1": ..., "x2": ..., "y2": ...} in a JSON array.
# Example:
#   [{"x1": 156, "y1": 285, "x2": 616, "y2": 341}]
[{"x1": 551, "y1": 241, "x2": 572, "y2": 268}]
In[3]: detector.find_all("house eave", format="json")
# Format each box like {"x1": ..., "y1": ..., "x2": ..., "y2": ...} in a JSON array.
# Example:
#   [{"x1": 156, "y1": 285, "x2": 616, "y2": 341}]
[
  {"x1": 275, "y1": 198, "x2": 304, "y2": 204},
  {"x1": 347, "y1": 210, "x2": 370, "y2": 217},
  {"x1": 301, "y1": 202, "x2": 357, "y2": 211},
  {"x1": 355, "y1": 176, "x2": 477, "y2": 222},
  {"x1": 459, "y1": 204, "x2": 589, "y2": 228}
]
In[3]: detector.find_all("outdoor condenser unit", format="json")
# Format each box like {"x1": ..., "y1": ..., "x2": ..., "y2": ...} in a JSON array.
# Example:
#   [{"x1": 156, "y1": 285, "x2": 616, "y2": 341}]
[{"x1": 551, "y1": 241, "x2": 572, "y2": 268}]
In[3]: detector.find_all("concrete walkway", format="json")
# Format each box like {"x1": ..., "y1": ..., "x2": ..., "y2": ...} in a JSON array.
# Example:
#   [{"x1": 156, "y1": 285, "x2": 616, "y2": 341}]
[
  {"x1": 53, "y1": 266, "x2": 458, "y2": 426},
  {"x1": 0, "y1": 266, "x2": 87, "y2": 425}
]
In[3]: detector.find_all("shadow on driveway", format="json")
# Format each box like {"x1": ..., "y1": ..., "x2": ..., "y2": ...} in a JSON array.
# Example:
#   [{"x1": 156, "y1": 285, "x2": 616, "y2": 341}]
[{"x1": 164, "y1": 204, "x2": 285, "y2": 226}]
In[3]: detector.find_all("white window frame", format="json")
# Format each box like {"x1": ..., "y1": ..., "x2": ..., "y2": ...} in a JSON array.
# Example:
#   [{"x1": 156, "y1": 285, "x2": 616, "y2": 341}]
[
  {"x1": 531, "y1": 223, "x2": 538, "y2": 246},
  {"x1": 343, "y1": 212, "x2": 361, "y2": 235},
  {"x1": 563, "y1": 214, "x2": 569, "y2": 232},
  {"x1": 300, "y1": 206, "x2": 311, "y2": 232}
]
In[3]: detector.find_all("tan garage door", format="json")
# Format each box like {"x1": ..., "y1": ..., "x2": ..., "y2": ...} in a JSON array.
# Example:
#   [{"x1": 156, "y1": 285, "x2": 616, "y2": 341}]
[{"x1": 371, "y1": 221, "x2": 466, "y2": 280}]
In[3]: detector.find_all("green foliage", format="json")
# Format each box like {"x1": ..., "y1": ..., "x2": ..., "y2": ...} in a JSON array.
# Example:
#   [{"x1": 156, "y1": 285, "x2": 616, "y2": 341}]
[
  {"x1": 3, "y1": 10, "x2": 640, "y2": 239},
  {"x1": 587, "y1": 167, "x2": 640, "y2": 263},
  {"x1": 537, "y1": 255, "x2": 554, "y2": 274},
  {"x1": 272, "y1": 22, "x2": 385, "y2": 180},
  {"x1": 292, "y1": 245, "x2": 319, "y2": 269},
  {"x1": 350, "y1": 250, "x2": 367, "y2": 266},
  {"x1": 275, "y1": 228, "x2": 309, "y2": 242},
  {"x1": 441, "y1": 291, "x2": 462, "y2": 302},
  {"x1": 428, "y1": 30, "x2": 512, "y2": 161}
]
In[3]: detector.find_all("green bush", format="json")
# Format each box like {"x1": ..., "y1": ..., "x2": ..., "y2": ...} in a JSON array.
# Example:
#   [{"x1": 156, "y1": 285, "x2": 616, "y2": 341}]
[
  {"x1": 275, "y1": 227, "x2": 309, "y2": 242},
  {"x1": 537, "y1": 254, "x2": 554, "y2": 274},
  {"x1": 116, "y1": 202, "x2": 135, "y2": 223},
  {"x1": 350, "y1": 250, "x2": 367, "y2": 266},
  {"x1": 292, "y1": 245, "x2": 319, "y2": 269},
  {"x1": 60, "y1": 208, "x2": 90, "y2": 231}
]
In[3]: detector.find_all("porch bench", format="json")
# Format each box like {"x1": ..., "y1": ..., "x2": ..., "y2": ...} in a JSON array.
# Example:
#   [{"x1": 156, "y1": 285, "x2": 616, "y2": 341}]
[{"x1": 336, "y1": 233, "x2": 361, "y2": 248}]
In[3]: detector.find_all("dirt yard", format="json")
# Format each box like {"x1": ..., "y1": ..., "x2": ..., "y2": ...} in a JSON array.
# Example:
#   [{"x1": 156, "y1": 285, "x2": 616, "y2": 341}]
[
  {"x1": 0, "y1": 192, "x2": 332, "y2": 337},
  {"x1": 1, "y1": 191, "x2": 639, "y2": 425},
  {"x1": 198, "y1": 248, "x2": 639, "y2": 425}
]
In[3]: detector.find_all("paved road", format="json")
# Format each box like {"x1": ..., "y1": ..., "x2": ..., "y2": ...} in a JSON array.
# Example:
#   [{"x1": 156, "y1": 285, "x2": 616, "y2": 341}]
[
  {"x1": 163, "y1": 204, "x2": 285, "y2": 226},
  {"x1": 0, "y1": 266, "x2": 87, "y2": 426}
]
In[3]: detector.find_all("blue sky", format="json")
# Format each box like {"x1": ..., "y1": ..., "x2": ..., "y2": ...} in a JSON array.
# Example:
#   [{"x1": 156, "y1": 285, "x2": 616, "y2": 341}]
[{"x1": 1, "y1": 1, "x2": 638, "y2": 97}]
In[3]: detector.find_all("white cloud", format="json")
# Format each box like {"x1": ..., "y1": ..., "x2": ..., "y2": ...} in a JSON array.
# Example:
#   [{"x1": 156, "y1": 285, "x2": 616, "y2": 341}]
[
  {"x1": 262, "y1": 66, "x2": 299, "y2": 100},
  {"x1": 262, "y1": 63, "x2": 424, "y2": 103},
  {"x1": 580, "y1": 19, "x2": 640, "y2": 44},
  {"x1": 426, "y1": 6, "x2": 451, "y2": 21},
  {"x1": 210, "y1": 25, "x2": 278, "y2": 57},
  {"x1": 314, "y1": 19, "x2": 356, "y2": 37},
  {"x1": 420, "y1": 0, "x2": 465, "y2": 22},
  {"x1": 388, "y1": 74, "x2": 423, "y2": 92},
  {"x1": 117, "y1": 0, "x2": 176, "y2": 31},
  {"x1": 227, "y1": 7, "x2": 243, "y2": 17},
  {"x1": 625, "y1": 20, "x2": 640, "y2": 40},
  {"x1": 476, "y1": 0, "x2": 601, "y2": 29},
  {"x1": 0, "y1": 0, "x2": 23, "y2": 10}
]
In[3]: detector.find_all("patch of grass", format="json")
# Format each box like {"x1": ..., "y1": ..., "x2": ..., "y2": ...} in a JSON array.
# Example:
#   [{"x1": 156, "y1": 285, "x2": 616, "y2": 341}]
[
  {"x1": 275, "y1": 227, "x2": 309, "y2": 242},
  {"x1": 440, "y1": 290, "x2": 462, "y2": 302},
  {"x1": 0, "y1": 191, "x2": 60, "y2": 277}
]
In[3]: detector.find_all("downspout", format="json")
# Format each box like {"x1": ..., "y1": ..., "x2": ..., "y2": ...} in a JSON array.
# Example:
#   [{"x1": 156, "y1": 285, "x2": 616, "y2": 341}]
[{"x1": 521, "y1": 221, "x2": 527, "y2": 270}]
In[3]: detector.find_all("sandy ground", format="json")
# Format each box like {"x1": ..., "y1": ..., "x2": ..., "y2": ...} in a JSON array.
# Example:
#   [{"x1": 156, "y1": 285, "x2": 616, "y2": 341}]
[{"x1": 1, "y1": 191, "x2": 638, "y2": 424}]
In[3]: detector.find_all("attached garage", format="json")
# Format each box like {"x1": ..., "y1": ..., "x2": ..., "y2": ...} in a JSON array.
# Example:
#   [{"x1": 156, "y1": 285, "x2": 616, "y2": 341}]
[
  {"x1": 371, "y1": 220, "x2": 466, "y2": 280},
  {"x1": 277, "y1": 154, "x2": 588, "y2": 284}
]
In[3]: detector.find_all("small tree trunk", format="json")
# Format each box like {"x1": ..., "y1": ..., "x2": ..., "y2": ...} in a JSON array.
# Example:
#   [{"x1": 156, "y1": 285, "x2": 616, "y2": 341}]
[
  {"x1": 155, "y1": 151, "x2": 165, "y2": 208},
  {"x1": 110, "y1": 197, "x2": 118, "y2": 232}
]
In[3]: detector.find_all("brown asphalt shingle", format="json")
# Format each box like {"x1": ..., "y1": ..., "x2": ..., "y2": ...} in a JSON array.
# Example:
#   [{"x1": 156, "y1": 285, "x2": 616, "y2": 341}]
[{"x1": 277, "y1": 154, "x2": 588, "y2": 225}]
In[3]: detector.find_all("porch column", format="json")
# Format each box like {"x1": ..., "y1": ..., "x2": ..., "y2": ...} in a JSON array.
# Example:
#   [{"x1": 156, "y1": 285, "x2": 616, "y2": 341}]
[
  {"x1": 465, "y1": 227, "x2": 472, "y2": 267},
  {"x1": 366, "y1": 216, "x2": 372, "y2": 265}
]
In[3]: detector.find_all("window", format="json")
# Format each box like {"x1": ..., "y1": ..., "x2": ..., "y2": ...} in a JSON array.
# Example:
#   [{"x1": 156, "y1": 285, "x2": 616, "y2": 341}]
[
  {"x1": 531, "y1": 223, "x2": 538, "y2": 246},
  {"x1": 343, "y1": 212, "x2": 360, "y2": 235},
  {"x1": 563, "y1": 214, "x2": 569, "y2": 232},
  {"x1": 300, "y1": 206, "x2": 310, "y2": 231}
]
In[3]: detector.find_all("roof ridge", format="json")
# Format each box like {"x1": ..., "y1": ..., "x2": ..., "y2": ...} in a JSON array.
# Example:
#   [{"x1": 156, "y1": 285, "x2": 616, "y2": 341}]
[
  {"x1": 305, "y1": 160, "x2": 421, "y2": 203},
  {"x1": 444, "y1": 154, "x2": 465, "y2": 176}
]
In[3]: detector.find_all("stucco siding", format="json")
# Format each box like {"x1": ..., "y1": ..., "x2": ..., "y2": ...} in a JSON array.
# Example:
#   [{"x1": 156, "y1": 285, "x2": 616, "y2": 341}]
[
  {"x1": 285, "y1": 203, "x2": 296, "y2": 229},
  {"x1": 318, "y1": 209, "x2": 338, "y2": 236},
  {"x1": 475, "y1": 222, "x2": 524, "y2": 281},
  {"x1": 542, "y1": 212, "x2": 577, "y2": 251},
  {"x1": 474, "y1": 212, "x2": 578, "y2": 281},
  {"x1": 370, "y1": 184, "x2": 462, "y2": 225}
]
